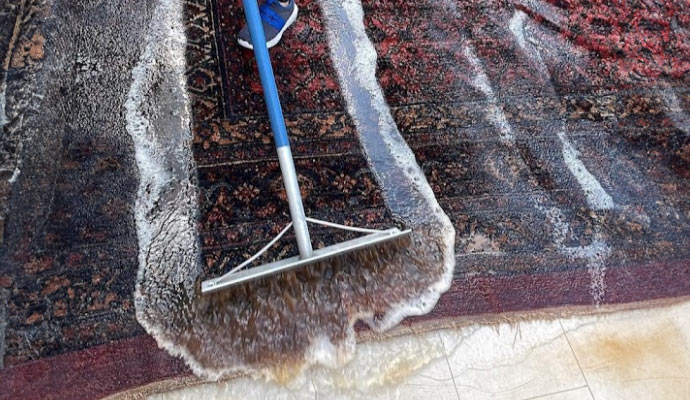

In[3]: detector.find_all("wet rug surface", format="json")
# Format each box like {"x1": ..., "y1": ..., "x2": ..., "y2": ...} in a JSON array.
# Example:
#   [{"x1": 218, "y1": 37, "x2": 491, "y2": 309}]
[{"x1": 1, "y1": 0, "x2": 690, "y2": 398}]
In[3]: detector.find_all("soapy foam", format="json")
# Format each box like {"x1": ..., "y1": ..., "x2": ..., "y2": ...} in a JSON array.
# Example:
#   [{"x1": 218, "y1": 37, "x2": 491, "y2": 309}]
[
  {"x1": 149, "y1": 327, "x2": 453, "y2": 400},
  {"x1": 7, "y1": 167, "x2": 19, "y2": 184},
  {"x1": 514, "y1": 0, "x2": 569, "y2": 29},
  {"x1": 143, "y1": 301, "x2": 690, "y2": 398},
  {"x1": 149, "y1": 311, "x2": 597, "y2": 399},
  {"x1": 542, "y1": 206, "x2": 610, "y2": 305},
  {"x1": 509, "y1": 11, "x2": 531, "y2": 58},
  {"x1": 319, "y1": 0, "x2": 455, "y2": 331},
  {"x1": 555, "y1": 130, "x2": 615, "y2": 210},
  {"x1": 0, "y1": 82, "x2": 7, "y2": 129},
  {"x1": 445, "y1": 6, "x2": 612, "y2": 305},
  {"x1": 462, "y1": 44, "x2": 515, "y2": 144},
  {"x1": 129, "y1": 0, "x2": 456, "y2": 380},
  {"x1": 126, "y1": 0, "x2": 207, "y2": 376},
  {"x1": 509, "y1": 9, "x2": 619, "y2": 303},
  {"x1": 510, "y1": 10, "x2": 615, "y2": 211},
  {"x1": 659, "y1": 88, "x2": 690, "y2": 135},
  {"x1": 1, "y1": 79, "x2": 21, "y2": 185}
]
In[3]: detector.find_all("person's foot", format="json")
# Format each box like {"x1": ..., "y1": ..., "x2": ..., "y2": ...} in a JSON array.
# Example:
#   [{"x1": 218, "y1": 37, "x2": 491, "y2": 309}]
[{"x1": 237, "y1": 0, "x2": 298, "y2": 50}]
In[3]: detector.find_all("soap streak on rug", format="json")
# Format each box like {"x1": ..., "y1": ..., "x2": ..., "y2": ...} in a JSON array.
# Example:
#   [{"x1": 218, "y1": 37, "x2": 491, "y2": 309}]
[
  {"x1": 435, "y1": 0, "x2": 615, "y2": 306},
  {"x1": 0, "y1": 82, "x2": 6, "y2": 129},
  {"x1": 659, "y1": 88, "x2": 690, "y2": 136},
  {"x1": 508, "y1": 9, "x2": 615, "y2": 305}
]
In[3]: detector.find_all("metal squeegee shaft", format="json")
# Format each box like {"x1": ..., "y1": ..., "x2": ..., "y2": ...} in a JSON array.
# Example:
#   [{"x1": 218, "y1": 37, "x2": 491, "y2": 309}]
[{"x1": 243, "y1": 0, "x2": 313, "y2": 259}]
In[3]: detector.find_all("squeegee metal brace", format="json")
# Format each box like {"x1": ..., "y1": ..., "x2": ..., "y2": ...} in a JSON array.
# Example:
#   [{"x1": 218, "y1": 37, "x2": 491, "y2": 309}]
[{"x1": 201, "y1": 0, "x2": 410, "y2": 294}]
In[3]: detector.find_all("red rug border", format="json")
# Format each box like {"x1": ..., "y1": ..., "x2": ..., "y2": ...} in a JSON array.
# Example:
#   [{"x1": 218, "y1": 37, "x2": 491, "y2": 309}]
[{"x1": 2, "y1": 258, "x2": 688, "y2": 400}]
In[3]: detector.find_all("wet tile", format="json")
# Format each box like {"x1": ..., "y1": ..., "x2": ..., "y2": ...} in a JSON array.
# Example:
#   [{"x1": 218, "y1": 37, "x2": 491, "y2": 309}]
[
  {"x1": 561, "y1": 304, "x2": 690, "y2": 400},
  {"x1": 377, "y1": 356, "x2": 459, "y2": 400},
  {"x1": 311, "y1": 332, "x2": 458, "y2": 400},
  {"x1": 525, "y1": 387, "x2": 593, "y2": 400},
  {"x1": 670, "y1": 302, "x2": 690, "y2": 348},
  {"x1": 440, "y1": 320, "x2": 585, "y2": 400},
  {"x1": 148, "y1": 374, "x2": 316, "y2": 400},
  {"x1": 144, "y1": 303, "x2": 690, "y2": 400}
]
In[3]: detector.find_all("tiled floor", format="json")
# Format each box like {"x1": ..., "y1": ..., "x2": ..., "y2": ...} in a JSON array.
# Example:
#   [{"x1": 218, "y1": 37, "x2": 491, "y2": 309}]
[
  {"x1": 561, "y1": 307, "x2": 690, "y2": 400},
  {"x1": 151, "y1": 300, "x2": 690, "y2": 399}
]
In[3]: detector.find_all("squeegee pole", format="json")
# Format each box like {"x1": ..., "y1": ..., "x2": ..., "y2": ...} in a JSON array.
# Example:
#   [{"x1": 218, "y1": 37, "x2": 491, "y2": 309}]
[{"x1": 243, "y1": 0, "x2": 313, "y2": 259}]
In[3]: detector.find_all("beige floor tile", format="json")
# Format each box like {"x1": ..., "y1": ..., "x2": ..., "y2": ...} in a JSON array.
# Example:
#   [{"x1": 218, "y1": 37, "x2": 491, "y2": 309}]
[
  {"x1": 561, "y1": 304, "x2": 690, "y2": 400},
  {"x1": 311, "y1": 331, "x2": 458, "y2": 400},
  {"x1": 148, "y1": 373, "x2": 316, "y2": 400},
  {"x1": 525, "y1": 387, "x2": 593, "y2": 400},
  {"x1": 669, "y1": 302, "x2": 690, "y2": 351},
  {"x1": 440, "y1": 320, "x2": 585, "y2": 400}
]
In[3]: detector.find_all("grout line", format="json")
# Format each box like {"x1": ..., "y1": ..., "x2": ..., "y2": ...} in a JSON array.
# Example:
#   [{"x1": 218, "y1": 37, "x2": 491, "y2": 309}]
[
  {"x1": 520, "y1": 385, "x2": 589, "y2": 400},
  {"x1": 559, "y1": 320, "x2": 596, "y2": 400},
  {"x1": 310, "y1": 369, "x2": 318, "y2": 400},
  {"x1": 437, "y1": 332, "x2": 462, "y2": 400},
  {"x1": 444, "y1": 355, "x2": 462, "y2": 400}
]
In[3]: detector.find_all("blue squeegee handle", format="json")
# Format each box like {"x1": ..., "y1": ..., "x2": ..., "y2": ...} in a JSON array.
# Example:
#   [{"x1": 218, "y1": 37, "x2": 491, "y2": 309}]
[
  {"x1": 243, "y1": 0, "x2": 314, "y2": 259},
  {"x1": 242, "y1": 0, "x2": 289, "y2": 148}
]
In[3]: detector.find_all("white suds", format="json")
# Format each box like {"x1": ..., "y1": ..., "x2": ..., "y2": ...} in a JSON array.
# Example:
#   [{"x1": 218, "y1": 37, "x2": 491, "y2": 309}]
[
  {"x1": 151, "y1": 301, "x2": 690, "y2": 399},
  {"x1": 510, "y1": 9, "x2": 613, "y2": 303},
  {"x1": 442, "y1": 0, "x2": 519, "y2": 150},
  {"x1": 126, "y1": 0, "x2": 206, "y2": 376},
  {"x1": 509, "y1": 11, "x2": 530, "y2": 55},
  {"x1": 2, "y1": 79, "x2": 22, "y2": 185},
  {"x1": 659, "y1": 87, "x2": 690, "y2": 135},
  {"x1": 463, "y1": 44, "x2": 516, "y2": 144},
  {"x1": 511, "y1": 10, "x2": 615, "y2": 211},
  {"x1": 449, "y1": 11, "x2": 612, "y2": 305},
  {"x1": 305, "y1": 333, "x2": 356, "y2": 369},
  {"x1": 556, "y1": 131, "x2": 615, "y2": 210},
  {"x1": 0, "y1": 82, "x2": 7, "y2": 129},
  {"x1": 543, "y1": 206, "x2": 610, "y2": 305},
  {"x1": 151, "y1": 327, "x2": 452, "y2": 400},
  {"x1": 319, "y1": 0, "x2": 456, "y2": 334},
  {"x1": 7, "y1": 167, "x2": 20, "y2": 183}
]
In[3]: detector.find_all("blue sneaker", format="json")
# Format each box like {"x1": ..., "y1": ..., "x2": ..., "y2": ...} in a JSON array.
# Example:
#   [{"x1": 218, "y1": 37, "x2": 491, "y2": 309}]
[{"x1": 237, "y1": 0, "x2": 299, "y2": 50}]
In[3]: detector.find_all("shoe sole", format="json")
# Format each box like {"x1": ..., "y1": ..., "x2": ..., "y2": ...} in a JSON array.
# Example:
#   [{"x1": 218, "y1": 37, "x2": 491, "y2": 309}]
[{"x1": 238, "y1": 4, "x2": 299, "y2": 50}]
